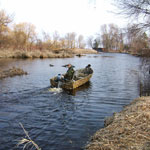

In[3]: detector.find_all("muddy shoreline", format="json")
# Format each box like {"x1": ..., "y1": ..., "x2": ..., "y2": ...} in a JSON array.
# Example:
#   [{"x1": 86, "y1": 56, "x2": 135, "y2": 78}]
[{"x1": 86, "y1": 96, "x2": 150, "y2": 150}]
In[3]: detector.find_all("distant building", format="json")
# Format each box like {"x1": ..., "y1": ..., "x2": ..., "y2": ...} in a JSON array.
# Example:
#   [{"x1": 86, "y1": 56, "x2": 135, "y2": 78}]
[{"x1": 93, "y1": 48, "x2": 104, "y2": 52}]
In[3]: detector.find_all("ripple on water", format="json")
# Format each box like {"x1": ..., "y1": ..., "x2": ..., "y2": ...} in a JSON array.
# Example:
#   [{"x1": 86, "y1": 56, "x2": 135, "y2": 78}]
[{"x1": 0, "y1": 54, "x2": 140, "y2": 150}]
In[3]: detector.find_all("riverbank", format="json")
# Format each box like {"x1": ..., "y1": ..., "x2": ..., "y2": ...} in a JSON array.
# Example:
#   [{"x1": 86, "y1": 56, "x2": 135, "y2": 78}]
[
  {"x1": 0, "y1": 67, "x2": 27, "y2": 79},
  {"x1": 0, "y1": 48, "x2": 98, "y2": 59},
  {"x1": 86, "y1": 96, "x2": 150, "y2": 150}
]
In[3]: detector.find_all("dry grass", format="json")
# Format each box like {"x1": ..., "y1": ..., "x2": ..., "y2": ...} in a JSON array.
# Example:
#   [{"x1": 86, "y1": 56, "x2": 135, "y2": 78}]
[
  {"x1": 0, "y1": 67, "x2": 27, "y2": 79},
  {"x1": 0, "y1": 48, "x2": 98, "y2": 59},
  {"x1": 71, "y1": 48, "x2": 98, "y2": 54},
  {"x1": 86, "y1": 96, "x2": 150, "y2": 150},
  {"x1": 0, "y1": 49, "x2": 73, "y2": 58},
  {"x1": 17, "y1": 123, "x2": 41, "y2": 150}
]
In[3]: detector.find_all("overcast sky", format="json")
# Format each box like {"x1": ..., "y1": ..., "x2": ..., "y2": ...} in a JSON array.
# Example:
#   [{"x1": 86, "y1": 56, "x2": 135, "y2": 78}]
[{"x1": 0, "y1": 0, "x2": 127, "y2": 37}]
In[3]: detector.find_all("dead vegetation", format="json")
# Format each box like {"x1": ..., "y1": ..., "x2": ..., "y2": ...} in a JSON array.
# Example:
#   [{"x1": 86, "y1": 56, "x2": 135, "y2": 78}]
[
  {"x1": 71, "y1": 48, "x2": 98, "y2": 54},
  {"x1": 17, "y1": 123, "x2": 41, "y2": 150},
  {"x1": 0, "y1": 49, "x2": 74, "y2": 59},
  {"x1": 0, "y1": 49, "x2": 97, "y2": 59},
  {"x1": 86, "y1": 96, "x2": 150, "y2": 150},
  {"x1": 0, "y1": 67, "x2": 27, "y2": 79}
]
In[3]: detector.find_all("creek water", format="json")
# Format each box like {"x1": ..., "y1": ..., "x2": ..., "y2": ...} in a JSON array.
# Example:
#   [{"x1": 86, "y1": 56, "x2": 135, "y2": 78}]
[{"x1": 0, "y1": 53, "x2": 140, "y2": 150}]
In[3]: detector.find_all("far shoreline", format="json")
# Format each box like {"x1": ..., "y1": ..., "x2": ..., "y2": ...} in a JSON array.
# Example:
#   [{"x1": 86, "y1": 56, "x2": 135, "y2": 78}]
[{"x1": 0, "y1": 48, "x2": 98, "y2": 59}]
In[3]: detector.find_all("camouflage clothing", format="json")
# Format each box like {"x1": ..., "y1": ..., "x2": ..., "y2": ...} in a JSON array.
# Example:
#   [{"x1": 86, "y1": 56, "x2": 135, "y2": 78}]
[
  {"x1": 84, "y1": 65, "x2": 93, "y2": 74},
  {"x1": 64, "y1": 66, "x2": 75, "y2": 80}
]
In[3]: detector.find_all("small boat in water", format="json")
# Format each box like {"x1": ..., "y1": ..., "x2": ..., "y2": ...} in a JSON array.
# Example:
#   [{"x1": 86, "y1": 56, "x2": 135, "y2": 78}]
[{"x1": 50, "y1": 68, "x2": 93, "y2": 90}]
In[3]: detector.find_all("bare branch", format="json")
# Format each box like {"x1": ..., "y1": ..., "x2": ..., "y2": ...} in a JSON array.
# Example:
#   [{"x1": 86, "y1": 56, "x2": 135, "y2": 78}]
[{"x1": 113, "y1": 0, "x2": 150, "y2": 30}]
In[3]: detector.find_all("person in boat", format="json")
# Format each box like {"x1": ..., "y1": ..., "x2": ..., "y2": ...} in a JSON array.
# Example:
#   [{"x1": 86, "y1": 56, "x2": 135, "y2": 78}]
[
  {"x1": 64, "y1": 64, "x2": 75, "y2": 81},
  {"x1": 84, "y1": 64, "x2": 93, "y2": 74}
]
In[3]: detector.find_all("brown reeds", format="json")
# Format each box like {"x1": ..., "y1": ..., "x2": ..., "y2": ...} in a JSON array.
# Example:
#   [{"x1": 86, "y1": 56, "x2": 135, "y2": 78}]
[
  {"x1": 17, "y1": 123, "x2": 41, "y2": 150},
  {"x1": 86, "y1": 96, "x2": 150, "y2": 150},
  {"x1": 0, "y1": 67, "x2": 27, "y2": 79},
  {"x1": 71, "y1": 48, "x2": 98, "y2": 54},
  {"x1": 0, "y1": 49, "x2": 97, "y2": 59},
  {"x1": 0, "y1": 49, "x2": 74, "y2": 58}
]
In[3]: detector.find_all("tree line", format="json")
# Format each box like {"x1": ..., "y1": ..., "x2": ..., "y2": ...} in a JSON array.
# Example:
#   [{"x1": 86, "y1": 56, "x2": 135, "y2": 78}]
[
  {"x1": 109, "y1": 0, "x2": 150, "y2": 56},
  {"x1": 90, "y1": 0, "x2": 150, "y2": 56},
  {"x1": 0, "y1": 3, "x2": 150, "y2": 56},
  {"x1": 90, "y1": 23, "x2": 149, "y2": 56},
  {"x1": 0, "y1": 9, "x2": 86, "y2": 51}
]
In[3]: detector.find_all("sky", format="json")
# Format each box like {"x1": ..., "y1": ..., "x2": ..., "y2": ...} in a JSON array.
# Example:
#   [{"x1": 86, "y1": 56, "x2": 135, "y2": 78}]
[{"x1": 0, "y1": 0, "x2": 127, "y2": 37}]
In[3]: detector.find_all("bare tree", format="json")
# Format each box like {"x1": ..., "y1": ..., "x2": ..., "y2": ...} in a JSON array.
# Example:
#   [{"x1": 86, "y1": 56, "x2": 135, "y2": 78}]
[
  {"x1": 0, "y1": 10, "x2": 13, "y2": 33},
  {"x1": 25, "y1": 23, "x2": 37, "y2": 50},
  {"x1": 12, "y1": 23, "x2": 36, "y2": 50},
  {"x1": 100, "y1": 24, "x2": 111, "y2": 51},
  {"x1": 0, "y1": 9, "x2": 13, "y2": 48},
  {"x1": 41, "y1": 31, "x2": 52, "y2": 50},
  {"x1": 70, "y1": 32, "x2": 76, "y2": 49},
  {"x1": 13, "y1": 23, "x2": 28, "y2": 50},
  {"x1": 65, "y1": 32, "x2": 76, "y2": 49},
  {"x1": 77, "y1": 35, "x2": 85, "y2": 49},
  {"x1": 52, "y1": 31, "x2": 60, "y2": 49},
  {"x1": 123, "y1": 24, "x2": 149, "y2": 54},
  {"x1": 100, "y1": 24, "x2": 125, "y2": 52},
  {"x1": 87, "y1": 36, "x2": 94, "y2": 49},
  {"x1": 59, "y1": 37, "x2": 67, "y2": 49},
  {"x1": 113, "y1": 0, "x2": 150, "y2": 30}
]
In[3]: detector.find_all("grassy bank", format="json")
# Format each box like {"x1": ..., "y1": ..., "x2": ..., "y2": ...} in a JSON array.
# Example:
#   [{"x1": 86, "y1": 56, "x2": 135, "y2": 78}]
[
  {"x1": 86, "y1": 96, "x2": 150, "y2": 150},
  {"x1": 0, "y1": 49, "x2": 98, "y2": 59}
]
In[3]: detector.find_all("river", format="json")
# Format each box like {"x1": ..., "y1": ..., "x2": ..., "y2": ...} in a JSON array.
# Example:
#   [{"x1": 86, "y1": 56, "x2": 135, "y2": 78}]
[{"x1": 0, "y1": 53, "x2": 140, "y2": 150}]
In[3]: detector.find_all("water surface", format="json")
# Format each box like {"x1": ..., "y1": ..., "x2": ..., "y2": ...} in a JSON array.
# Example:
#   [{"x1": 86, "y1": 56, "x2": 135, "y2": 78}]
[{"x1": 0, "y1": 53, "x2": 140, "y2": 150}]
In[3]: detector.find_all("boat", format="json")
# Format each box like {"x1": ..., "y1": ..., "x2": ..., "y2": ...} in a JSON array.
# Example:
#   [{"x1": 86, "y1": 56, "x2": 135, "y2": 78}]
[{"x1": 50, "y1": 68, "x2": 93, "y2": 90}]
